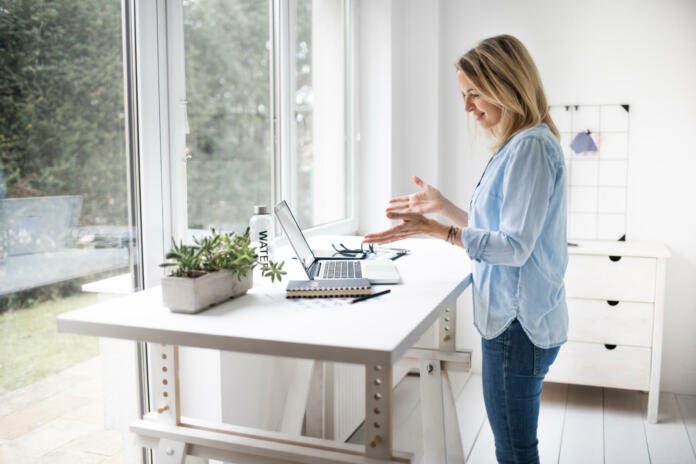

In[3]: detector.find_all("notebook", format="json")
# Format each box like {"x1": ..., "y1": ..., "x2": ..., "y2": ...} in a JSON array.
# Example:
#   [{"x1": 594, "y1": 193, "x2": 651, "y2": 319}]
[{"x1": 286, "y1": 278, "x2": 371, "y2": 298}]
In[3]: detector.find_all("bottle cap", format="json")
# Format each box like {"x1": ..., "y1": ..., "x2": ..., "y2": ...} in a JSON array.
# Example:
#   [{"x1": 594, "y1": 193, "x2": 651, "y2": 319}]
[{"x1": 254, "y1": 205, "x2": 268, "y2": 215}]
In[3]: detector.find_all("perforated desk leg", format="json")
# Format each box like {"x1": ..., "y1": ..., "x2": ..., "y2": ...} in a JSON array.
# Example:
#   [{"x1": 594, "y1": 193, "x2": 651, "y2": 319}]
[
  {"x1": 149, "y1": 344, "x2": 188, "y2": 461},
  {"x1": 439, "y1": 302, "x2": 456, "y2": 352},
  {"x1": 150, "y1": 344, "x2": 181, "y2": 424},
  {"x1": 365, "y1": 364, "x2": 393, "y2": 460}
]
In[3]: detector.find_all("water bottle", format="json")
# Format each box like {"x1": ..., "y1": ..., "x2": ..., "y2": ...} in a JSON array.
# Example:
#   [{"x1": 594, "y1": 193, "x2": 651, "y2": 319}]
[{"x1": 249, "y1": 205, "x2": 273, "y2": 264}]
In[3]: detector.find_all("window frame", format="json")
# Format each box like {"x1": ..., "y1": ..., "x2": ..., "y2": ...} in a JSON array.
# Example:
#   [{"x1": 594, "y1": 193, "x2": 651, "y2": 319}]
[{"x1": 132, "y1": 0, "x2": 173, "y2": 462}]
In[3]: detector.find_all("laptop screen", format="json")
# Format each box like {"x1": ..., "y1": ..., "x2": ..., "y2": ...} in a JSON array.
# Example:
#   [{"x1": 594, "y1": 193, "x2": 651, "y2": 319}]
[{"x1": 273, "y1": 200, "x2": 315, "y2": 275}]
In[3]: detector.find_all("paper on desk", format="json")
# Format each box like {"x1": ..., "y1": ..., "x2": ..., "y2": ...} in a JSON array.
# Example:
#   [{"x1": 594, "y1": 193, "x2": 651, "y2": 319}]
[{"x1": 261, "y1": 291, "x2": 351, "y2": 309}]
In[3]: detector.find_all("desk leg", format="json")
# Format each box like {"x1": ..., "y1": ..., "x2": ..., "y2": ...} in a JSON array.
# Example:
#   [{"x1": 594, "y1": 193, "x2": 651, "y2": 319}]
[
  {"x1": 305, "y1": 361, "x2": 325, "y2": 438},
  {"x1": 149, "y1": 344, "x2": 188, "y2": 462},
  {"x1": 439, "y1": 302, "x2": 464, "y2": 462},
  {"x1": 439, "y1": 303, "x2": 457, "y2": 353},
  {"x1": 418, "y1": 301, "x2": 466, "y2": 464},
  {"x1": 365, "y1": 364, "x2": 393, "y2": 460},
  {"x1": 149, "y1": 344, "x2": 181, "y2": 425},
  {"x1": 279, "y1": 359, "x2": 316, "y2": 435},
  {"x1": 156, "y1": 438, "x2": 187, "y2": 464},
  {"x1": 419, "y1": 359, "x2": 447, "y2": 462},
  {"x1": 442, "y1": 369, "x2": 465, "y2": 463}
]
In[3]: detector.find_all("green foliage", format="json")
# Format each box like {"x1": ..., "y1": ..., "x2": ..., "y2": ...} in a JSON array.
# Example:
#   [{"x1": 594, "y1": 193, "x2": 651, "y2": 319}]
[
  {"x1": 0, "y1": 0, "x2": 128, "y2": 225},
  {"x1": 160, "y1": 229, "x2": 286, "y2": 282},
  {"x1": 211, "y1": 229, "x2": 257, "y2": 278},
  {"x1": 0, "y1": 291, "x2": 99, "y2": 395},
  {"x1": 0, "y1": 0, "x2": 314, "y2": 232},
  {"x1": 193, "y1": 233, "x2": 222, "y2": 273},
  {"x1": 160, "y1": 240, "x2": 206, "y2": 278},
  {"x1": 260, "y1": 260, "x2": 286, "y2": 283}
]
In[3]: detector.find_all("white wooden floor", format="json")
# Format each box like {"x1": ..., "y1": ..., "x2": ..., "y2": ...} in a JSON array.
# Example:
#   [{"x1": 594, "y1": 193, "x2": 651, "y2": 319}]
[{"x1": 349, "y1": 373, "x2": 696, "y2": 463}]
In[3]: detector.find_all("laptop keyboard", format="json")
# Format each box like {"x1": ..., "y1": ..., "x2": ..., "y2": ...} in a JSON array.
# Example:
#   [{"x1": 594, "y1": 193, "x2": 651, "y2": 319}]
[{"x1": 320, "y1": 260, "x2": 362, "y2": 279}]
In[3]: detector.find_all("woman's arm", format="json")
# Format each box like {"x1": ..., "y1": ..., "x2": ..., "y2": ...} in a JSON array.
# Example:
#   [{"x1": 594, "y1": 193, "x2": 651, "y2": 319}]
[
  {"x1": 362, "y1": 212, "x2": 466, "y2": 247},
  {"x1": 441, "y1": 198, "x2": 469, "y2": 228},
  {"x1": 427, "y1": 220, "x2": 466, "y2": 247},
  {"x1": 386, "y1": 176, "x2": 469, "y2": 227}
]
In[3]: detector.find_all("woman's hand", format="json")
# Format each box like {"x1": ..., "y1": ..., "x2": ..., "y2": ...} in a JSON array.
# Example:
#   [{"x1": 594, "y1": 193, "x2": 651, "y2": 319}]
[
  {"x1": 363, "y1": 212, "x2": 447, "y2": 245},
  {"x1": 386, "y1": 176, "x2": 446, "y2": 216}
]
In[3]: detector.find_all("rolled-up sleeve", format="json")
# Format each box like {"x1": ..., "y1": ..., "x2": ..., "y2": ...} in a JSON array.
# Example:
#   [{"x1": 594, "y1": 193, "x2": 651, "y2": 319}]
[{"x1": 460, "y1": 137, "x2": 556, "y2": 266}]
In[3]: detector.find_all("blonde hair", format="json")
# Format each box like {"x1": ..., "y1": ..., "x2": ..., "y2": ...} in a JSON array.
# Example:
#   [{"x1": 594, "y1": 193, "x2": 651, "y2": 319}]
[{"x1": 456, "y1": 35, "x2": 559, "y2": 150}]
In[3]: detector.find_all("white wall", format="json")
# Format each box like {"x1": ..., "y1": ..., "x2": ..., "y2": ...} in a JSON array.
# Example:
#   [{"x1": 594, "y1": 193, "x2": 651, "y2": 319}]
[
  {"x1": 357, "y1": 0, "x2": 395, "y2": 235},
  {"x1": 358, "y1": 0, "x2": 696, "y2": 394}
]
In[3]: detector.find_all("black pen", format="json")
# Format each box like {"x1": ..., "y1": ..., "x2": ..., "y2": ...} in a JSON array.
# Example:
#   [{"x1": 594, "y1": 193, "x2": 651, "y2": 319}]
[{"x1": 350, "y1": 289, "x2": 391, "y2": 304}]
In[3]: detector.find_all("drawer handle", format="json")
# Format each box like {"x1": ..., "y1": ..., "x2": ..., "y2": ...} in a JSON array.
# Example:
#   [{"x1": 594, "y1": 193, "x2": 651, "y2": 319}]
[
  {"x1": 609, "y1": 255, "x2": 622, "y2": 262},
  {"x1": 606, "y1": 300, "x2": 619, "y2": 307},
  {"x1": 604, "y1": 344, "x2": 617, "y2": 350}
]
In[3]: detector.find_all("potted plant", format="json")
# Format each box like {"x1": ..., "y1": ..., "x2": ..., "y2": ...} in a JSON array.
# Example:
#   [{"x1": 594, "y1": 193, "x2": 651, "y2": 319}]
[{"x1": 160, "y1": 228, "x2": 285, "y2": 313}]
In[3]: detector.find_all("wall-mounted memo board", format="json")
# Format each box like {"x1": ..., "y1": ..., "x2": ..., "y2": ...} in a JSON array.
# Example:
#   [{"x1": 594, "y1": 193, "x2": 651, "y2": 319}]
[{"x1": 549, "y1": 104, "x2": 630, "y2": 241}]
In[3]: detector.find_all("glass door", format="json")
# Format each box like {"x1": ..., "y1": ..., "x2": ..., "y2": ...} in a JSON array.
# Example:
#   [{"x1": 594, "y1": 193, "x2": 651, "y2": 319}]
[{"x1": 0, "y1": 0, "x2": 141, "y2": 461}]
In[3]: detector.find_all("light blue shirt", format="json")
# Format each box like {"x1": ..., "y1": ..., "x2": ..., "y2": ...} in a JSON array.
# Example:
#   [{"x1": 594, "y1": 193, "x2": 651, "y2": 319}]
[{"x1": 461, "y1": 123, "x2": 568, "y2": 348}]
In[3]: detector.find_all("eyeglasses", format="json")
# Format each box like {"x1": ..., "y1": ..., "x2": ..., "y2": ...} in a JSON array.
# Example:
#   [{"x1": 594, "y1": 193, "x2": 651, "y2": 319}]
[
  {"x1": 331, "y1": 242, "x2": 374, "y2": 258},
  {"x1": 330, "y1": 242, "x2": 410, "y2": 260}
]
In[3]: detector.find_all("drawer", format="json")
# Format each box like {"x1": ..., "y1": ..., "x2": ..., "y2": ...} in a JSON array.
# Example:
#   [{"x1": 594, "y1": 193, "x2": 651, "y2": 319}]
[
  {"x1": 567, "y1": 298, "x2": 654, "y2": 347},
  {"x1": 565, "y1": 255, "x2": 656, "y2": 302},
  {"x1": 545, "y1": 341, "x2": 650, "y2": 390}
]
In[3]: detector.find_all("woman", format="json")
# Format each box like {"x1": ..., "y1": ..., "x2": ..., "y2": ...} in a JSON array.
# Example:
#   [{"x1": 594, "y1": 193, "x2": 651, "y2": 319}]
[{"x1": 363, "y1": 34, "x2": 567, "y2": 464}]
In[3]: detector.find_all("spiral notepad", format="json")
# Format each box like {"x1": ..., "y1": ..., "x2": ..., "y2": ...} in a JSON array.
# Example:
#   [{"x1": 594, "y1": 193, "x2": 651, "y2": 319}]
[{"x1": 286, "y1": 278, "x2": 371, "y2": 298}]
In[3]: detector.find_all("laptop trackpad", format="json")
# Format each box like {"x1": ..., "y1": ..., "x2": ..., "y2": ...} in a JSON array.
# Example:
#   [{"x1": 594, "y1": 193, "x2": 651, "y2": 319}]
[{"x1": 364, "y1": 261, "x2": 401, "y2": 284}]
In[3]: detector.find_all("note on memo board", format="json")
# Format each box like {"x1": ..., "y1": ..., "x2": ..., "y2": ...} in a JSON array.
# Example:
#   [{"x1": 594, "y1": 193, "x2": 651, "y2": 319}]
[{"x1": 548, "y1": 104, "x2": 630, "y2": 241}]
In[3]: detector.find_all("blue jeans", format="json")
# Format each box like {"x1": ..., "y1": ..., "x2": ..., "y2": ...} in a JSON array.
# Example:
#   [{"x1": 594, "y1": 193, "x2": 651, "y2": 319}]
[{"x1": 481, "y1": 319, "x2": 560, "y2": 464}]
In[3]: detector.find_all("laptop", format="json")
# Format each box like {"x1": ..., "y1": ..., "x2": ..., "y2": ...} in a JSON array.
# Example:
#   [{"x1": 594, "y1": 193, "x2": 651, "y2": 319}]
[{"x1": 274, "y1": 200, "x2": 401, "y2": 284}]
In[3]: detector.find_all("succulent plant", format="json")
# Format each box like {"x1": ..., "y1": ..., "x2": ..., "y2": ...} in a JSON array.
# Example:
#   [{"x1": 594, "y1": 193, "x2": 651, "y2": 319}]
[{"x1": 160, "y1": 228, "x2": 286, "y2": 282}]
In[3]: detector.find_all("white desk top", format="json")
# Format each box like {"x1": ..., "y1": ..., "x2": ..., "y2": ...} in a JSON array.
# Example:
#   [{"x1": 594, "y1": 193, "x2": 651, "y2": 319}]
[{"x1": 57, "y1": 237, "x2": 472, "y2": 367}]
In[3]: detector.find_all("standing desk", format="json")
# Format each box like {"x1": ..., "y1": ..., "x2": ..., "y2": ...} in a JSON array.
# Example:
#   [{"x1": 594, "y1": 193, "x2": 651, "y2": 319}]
[{"x1": 57, "y1": 237, "x2": 473, "y2": 463}]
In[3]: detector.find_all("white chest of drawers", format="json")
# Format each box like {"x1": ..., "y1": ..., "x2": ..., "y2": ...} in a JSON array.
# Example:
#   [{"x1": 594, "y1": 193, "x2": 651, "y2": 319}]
[{"x1": 544, "y1": 240, "x2": 670, "y2": 423}]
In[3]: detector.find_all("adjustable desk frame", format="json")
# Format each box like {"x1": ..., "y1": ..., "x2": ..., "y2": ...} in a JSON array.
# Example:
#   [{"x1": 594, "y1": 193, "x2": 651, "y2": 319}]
[{"x1": 135, "y1": 300, "x2": 471, "y2": 464}]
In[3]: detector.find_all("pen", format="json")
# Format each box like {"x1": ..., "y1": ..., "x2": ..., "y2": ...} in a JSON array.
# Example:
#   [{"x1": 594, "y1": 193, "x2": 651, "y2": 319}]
[
  {"x1": 376, "y1": 246, "x2": 410, "y2": 254},
  {"x1": 350, "y1": 289, "x2": 391, "y2": 304}
]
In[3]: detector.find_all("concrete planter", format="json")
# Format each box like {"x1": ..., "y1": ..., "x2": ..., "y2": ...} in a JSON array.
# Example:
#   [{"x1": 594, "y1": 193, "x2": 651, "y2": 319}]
[{"x1": 161, "y1": 270, "x2": 253, "y2": 313}]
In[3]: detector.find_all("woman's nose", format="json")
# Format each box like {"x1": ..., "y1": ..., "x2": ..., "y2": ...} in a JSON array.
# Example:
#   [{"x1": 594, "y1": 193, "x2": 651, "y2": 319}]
[{"x1": 464, "y1": 98, "x2": 475, "y2": 112}]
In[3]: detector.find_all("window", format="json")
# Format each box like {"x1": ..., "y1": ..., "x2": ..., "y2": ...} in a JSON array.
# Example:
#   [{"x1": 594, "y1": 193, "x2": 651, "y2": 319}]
[
  {"x1": 168, "y1": 0, "x2": 354, "y2": 238},
  {"x1": 182, "y1": 0, "x2": 272, "y2": 232},
  {"x1": 0, "y1": 0, "x2": 141, "y2": 460}
]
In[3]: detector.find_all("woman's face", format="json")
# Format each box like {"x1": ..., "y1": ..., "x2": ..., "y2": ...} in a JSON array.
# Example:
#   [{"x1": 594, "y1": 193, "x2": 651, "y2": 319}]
[{"x1": 457, "y1": 70, "x2": 502, "y2": 129}]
